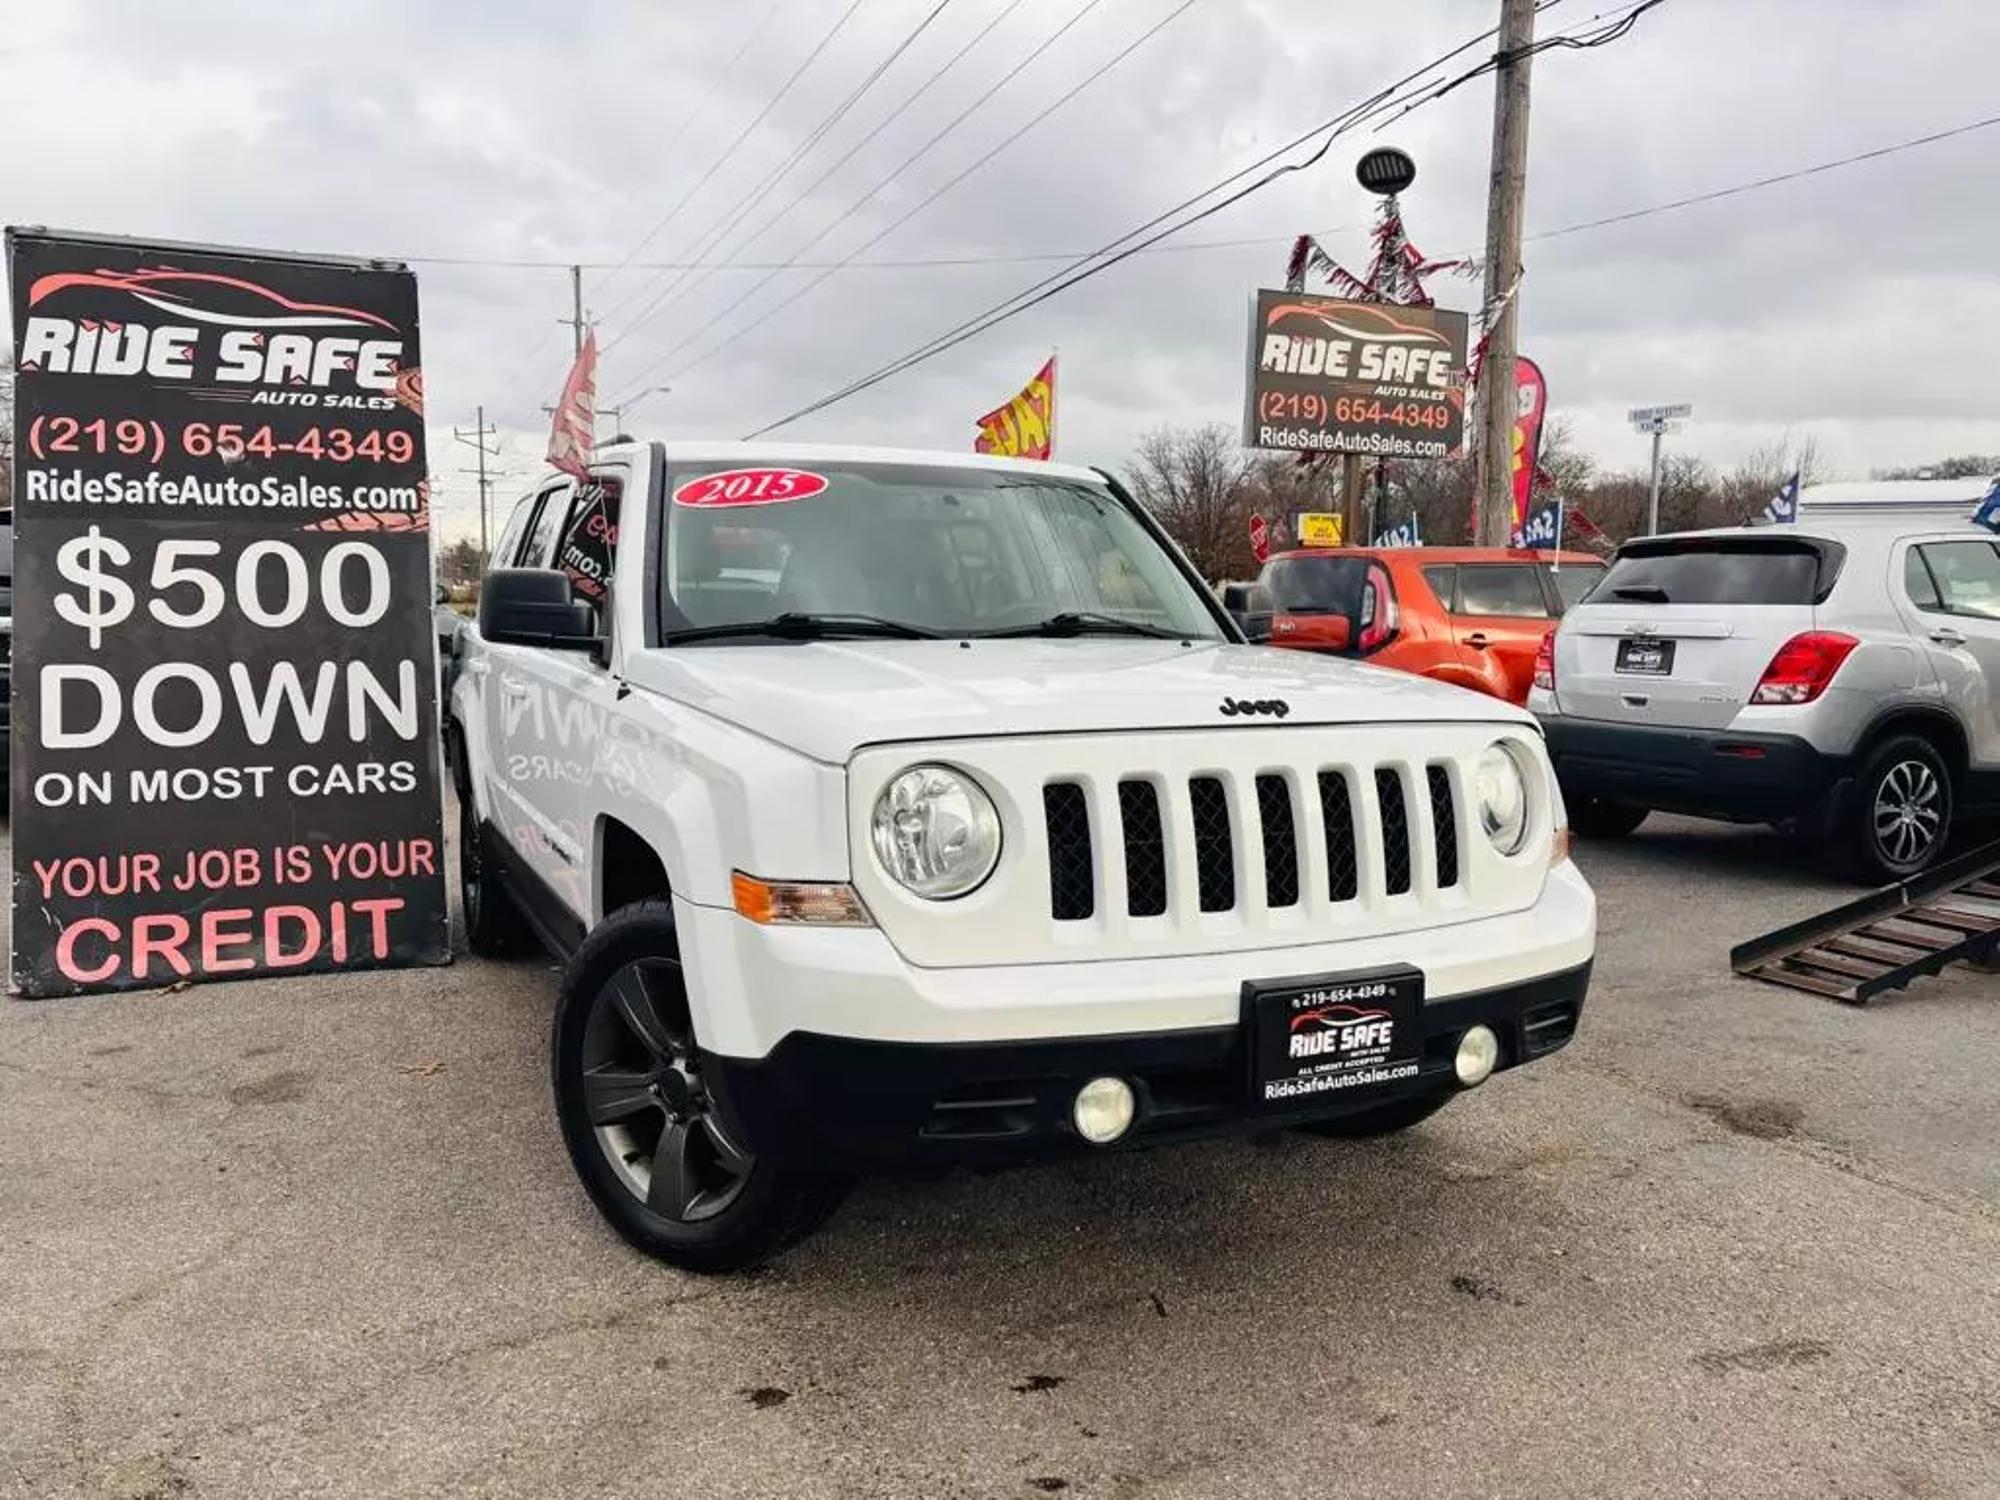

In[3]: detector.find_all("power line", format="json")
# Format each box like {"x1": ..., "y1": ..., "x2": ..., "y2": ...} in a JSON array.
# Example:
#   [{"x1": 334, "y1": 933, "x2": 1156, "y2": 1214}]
[
  {"x1": 606, "y1": 0, "x2": 1116, "y2": 375},
  {"x1": 684, "y1": 0, "x2": 1591, "y2": 410},
  {"x1": 602, "y1": 0, "x2": 1035, "y2": 348},
  {"x1": 586, "y1": 0, "x2": 790, "y2": 308},
  {"x1": 1525, "y1": 110, "x2": 2000, "y2": 243},
  {"x1": 600, "y1": 0, "x2": 958, "y2": 351},
  {"x1": 417, "y1": 107, "x2": 2000, "y2": 281},
  {"x1": 609, "y1": 0, "x2": 1190, "y2": 407},
  {"x1": 741, "y1": 0, "x2": 1666, "y2": 437},
  {"x1": 730, "y1": 9, "x2": 1535, "y2": 434},
  {"x1": 594, "y1": 0, "x2": 875, "y2": 329}
]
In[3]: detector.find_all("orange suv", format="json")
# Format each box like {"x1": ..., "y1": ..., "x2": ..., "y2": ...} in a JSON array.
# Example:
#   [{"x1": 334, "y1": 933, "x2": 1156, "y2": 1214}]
[{"x1": 1241, "y1": 546, "x2": 1606, "y2": 704}]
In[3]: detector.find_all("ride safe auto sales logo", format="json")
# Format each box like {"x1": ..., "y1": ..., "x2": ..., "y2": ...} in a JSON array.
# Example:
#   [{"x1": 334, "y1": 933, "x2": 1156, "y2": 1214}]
[
  {"x1": 6, "y1": 228, "x2": 447, "y2": 998},
  {"x1": 17, "y1": 266, "x2": 409, "y2": 395}
]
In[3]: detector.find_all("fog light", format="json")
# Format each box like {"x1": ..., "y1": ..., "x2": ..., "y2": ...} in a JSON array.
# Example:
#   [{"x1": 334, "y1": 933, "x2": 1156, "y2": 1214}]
[
  {"x1": 1455, "y1": 1025, "x2": 1500, "y2": 1087},
  {"x1": 1073, "y1": 1076, "x2": 1136, "y2": 1144}
]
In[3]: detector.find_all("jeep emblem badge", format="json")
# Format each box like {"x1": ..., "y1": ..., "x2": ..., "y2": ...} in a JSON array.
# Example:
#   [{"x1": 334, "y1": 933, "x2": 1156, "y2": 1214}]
[{"x1": 1220, "y1": 697, "x2": 1290, "y2": 718}]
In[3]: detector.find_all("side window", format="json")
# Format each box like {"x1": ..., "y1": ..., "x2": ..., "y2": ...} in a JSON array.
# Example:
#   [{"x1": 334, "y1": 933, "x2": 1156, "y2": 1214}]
[
  {"x1": 1903, "y1": 547, "x2": 1942, "y2": 612},
  {"x1": 1421, "y1": 565, "x2": 1456, "y2": 609},
  {"x1": 520, "y1": 481, "x2": 574, "y2": 568},
  {"x1": 1917, "y1": 541, "x2": 2000, "y2": 619},
  {"x1": 490, "y1": 494, "x2": 542, "y2": 572},
  {"x1": 1456, "y1": 564, "x2": 1549, "y2": 618},
  {"x1": 554, "y1": 477, "x2": 623, "y2": 616}
]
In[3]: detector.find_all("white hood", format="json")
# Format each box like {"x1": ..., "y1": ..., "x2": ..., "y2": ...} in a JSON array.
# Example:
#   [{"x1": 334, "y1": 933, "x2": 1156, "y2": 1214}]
[{"x1": 624, "y1": 639, "x2": 1529, "y2": 764}]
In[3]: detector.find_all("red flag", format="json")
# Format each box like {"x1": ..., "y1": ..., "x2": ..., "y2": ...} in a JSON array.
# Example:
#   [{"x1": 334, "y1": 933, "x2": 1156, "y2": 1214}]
[
  {"x1": 1510, "y1": 356, "x2": 1547, "y2": 530},
  {"x1": 973, "y1": 356, "x2": 1056, "y2": 460},
  {"x1": 546, "y1": 330, "x2": 597, "y2": 481}
]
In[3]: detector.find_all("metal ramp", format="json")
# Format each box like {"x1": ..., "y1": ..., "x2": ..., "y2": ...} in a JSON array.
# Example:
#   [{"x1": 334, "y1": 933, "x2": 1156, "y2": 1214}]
[{"x1": 1730, "y1": 841, "x2": 2000, "y2": 1004}]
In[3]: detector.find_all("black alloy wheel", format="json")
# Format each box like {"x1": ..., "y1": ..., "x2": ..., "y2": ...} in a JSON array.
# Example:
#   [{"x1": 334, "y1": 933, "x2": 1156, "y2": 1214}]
[
  {"x1": 551, "y1": 900, "x2": 848, "y2": 1272},
  {"x1": 579, "y1": 957, "x2": 753, "y2": 1223}
]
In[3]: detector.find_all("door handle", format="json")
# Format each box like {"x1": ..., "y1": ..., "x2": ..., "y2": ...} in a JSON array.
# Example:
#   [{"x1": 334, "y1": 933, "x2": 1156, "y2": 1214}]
[
  {"x1": 1931, "y1": 627, "x2": 1967, "y2": 647},
  {"x1": 499, "y1": 680, "x2": 532, "y2": 701},
  {"x1": 1465, "y1": 632, "x2": 1490, "y2": 649}
]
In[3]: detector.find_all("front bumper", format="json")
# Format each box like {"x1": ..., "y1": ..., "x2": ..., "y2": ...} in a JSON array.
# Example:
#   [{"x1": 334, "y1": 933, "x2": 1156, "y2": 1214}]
[
  {"x1": 1538, "y1": 714, "x2": 1848, "y2": 822},
  {"x1": 704, "y1": 962, "x2": 1591, "y2": 1168}
]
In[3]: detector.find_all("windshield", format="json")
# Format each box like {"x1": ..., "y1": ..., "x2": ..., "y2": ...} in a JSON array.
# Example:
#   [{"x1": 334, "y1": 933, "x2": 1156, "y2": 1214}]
[
  {"x1": 1260, "y1": 554, "x2": 1372, "y2": 614},
  {"x1": 1595, "y1": 539, "x2": 1838, "y2": 606},
  {"x1": 660, "y1": 461, "x2": 1225, "y2": 640}
]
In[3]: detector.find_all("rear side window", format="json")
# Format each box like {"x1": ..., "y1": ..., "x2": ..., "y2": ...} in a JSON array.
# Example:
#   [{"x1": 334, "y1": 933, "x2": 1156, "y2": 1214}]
[
  {"x1": 1903, "y1": 548, "x2": 1942, "y2": 611},
  {"x1": 1596, "y1": 540, "x2": 1838, "y2": 605},
  {"x1": 520, "y1": 482, "x2": 575, "y2": 567},
  {"x1": 1549, "y1": 564, "x2": 1604, "y2": 612},
  {"x1": 1916, "y1": 540, "x2": 2000, "y2": 619},
  {"x1": 491, "y1": 494, "x2": 541, "y2": 571},
  {"x1": 1261, "y1": 555, "x2": 1372, "y2": 614},
  {"x1": 1421, "y1": 565, "x2": 1456, "y2": 607},
  {"x1": 1456, "y1": 564, "x2": 1548, "y2": 618}
]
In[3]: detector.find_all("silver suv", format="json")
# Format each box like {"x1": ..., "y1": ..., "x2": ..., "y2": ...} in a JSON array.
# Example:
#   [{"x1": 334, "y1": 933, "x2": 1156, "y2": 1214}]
[{"x1": 1529, "y1": 521, "x2": 2000, "y2": 881}]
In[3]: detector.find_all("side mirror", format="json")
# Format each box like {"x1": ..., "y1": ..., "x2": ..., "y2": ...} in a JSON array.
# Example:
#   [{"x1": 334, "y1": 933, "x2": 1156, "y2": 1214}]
[
  {"x1": 478, "y1": 569, "x2": 600, "y2": 653},
  {"x1": 1234, "y1": 581, "x2": 1275, "y2": 643},
  {"x1": 434, "y1": 581, "x2": 449, "y2": 605},
  {"x1": 1220, "y1": 582, "x2": 1252, "y2": 613}
]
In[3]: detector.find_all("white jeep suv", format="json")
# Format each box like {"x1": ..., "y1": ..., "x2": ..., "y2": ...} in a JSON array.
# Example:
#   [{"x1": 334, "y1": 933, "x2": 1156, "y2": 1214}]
[
  {"x1": 448, "y1": 441, "x2": 1596, "y2": 1270},
  {"x1": 1531, "y1": 520, "x2": 2000, "y2": 880}
]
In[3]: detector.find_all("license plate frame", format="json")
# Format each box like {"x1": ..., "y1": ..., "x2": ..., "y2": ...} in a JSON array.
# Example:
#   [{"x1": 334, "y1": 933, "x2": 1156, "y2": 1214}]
[
  {"x1": 1244, "y1": 964, "x2": 1425, "y2": 1110},
  {"x1": 1615, "y1": 637, "x2": 1675, "y2": 676}
]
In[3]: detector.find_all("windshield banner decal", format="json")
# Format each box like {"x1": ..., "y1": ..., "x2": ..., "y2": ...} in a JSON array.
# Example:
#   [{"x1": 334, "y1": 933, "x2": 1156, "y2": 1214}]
[
  {"x1": 672, "y1": 468, "x2": 829, "y2": 508},
  {"x1": 5, "y1": 227, "x2": 449, "y2": 997}
]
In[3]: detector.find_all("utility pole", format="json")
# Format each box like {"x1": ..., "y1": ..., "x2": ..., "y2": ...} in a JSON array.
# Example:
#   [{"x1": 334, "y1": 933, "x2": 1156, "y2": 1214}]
[
  {"x1": 565, "y1": 264, "x2": 585, "y2": 356},
  {"x1": 1475, "y1": 0, "x2": 1536, "y2": 546},
  {"x1": 452, "y1": 405, "x2": 499, "y2": 560}
]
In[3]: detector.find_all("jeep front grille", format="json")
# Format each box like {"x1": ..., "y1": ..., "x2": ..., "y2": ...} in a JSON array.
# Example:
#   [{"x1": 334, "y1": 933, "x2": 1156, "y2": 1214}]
[
  {"x1": 849, "y1": 725, "x2": 1541, "y2": 970},
  {"x1": 1427, "y1": 764, "x2": 1460, "y2": 889},
  {"x1": 1119, "y1": 780, "x2": 1168, "y2": 917},
  {"x1": 1043, "y1": 782, "x2": 1094, "y2": 921},
  {"x1": 1043, "y1": 759, "x2": 1468, "y2": 927}
]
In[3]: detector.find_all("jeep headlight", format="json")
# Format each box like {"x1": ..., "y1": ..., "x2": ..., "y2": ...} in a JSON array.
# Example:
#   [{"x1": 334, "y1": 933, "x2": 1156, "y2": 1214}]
[
  {"x1": 1475, "y1": 741, "x2": 1532, "y2": 855},
  {"x1": 870, "y1": 765, "x2": 1002, "y2": 899}
]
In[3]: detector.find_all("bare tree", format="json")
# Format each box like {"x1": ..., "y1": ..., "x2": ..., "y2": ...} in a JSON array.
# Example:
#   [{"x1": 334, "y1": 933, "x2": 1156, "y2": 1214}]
[{"x1": 1126, "y1": 423, "x2": 1252, "y2": 581}]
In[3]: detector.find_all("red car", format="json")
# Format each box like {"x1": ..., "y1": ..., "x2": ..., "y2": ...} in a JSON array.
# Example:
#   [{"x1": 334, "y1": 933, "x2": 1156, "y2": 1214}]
[{"x1": 1245, "y1": 546, "x2": 1607, "y2": 704}]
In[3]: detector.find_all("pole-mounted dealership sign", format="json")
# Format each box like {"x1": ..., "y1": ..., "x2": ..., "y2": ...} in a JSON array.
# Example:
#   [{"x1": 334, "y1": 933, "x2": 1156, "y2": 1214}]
[
  {"x1": 6, "y1": 228, "x2": 448, "y2": 996},
  {"x1": 1243, "y1": 289, "x2": 1468, "y2": 459}
]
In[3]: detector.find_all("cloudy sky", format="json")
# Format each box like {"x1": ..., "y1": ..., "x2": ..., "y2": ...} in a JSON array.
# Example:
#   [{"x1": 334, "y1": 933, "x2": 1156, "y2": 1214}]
[{"x1": 6, "y1": 0, "x2": 1997, "y2": 541}]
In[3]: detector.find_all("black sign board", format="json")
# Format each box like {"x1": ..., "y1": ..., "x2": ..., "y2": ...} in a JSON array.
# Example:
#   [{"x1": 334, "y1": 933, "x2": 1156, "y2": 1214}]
[
  {"x1": 6, "y1": 228, "x2": 448, "y2": 996},
  {"x1": 1243, "y1": 288, "x2": 1468, "y2": 460}
]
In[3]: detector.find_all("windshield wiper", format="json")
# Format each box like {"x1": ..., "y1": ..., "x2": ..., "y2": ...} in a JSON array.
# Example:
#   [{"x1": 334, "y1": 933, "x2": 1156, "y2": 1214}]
[
  {"x1": 978, "y1": 611, "x2": 1185, "y2": 641},
  {"x1": 1610, "y1": 585, "x2": 1671, "y2": 603},
  {"x1": 662, "y1": 612, "x2": 943, "y2": 644}
]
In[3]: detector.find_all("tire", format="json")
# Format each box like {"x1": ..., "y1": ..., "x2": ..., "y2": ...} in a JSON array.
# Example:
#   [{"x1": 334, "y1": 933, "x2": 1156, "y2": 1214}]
[
  {"x1": 1844, "y1": 733, "x2": 1953, "y2": 883},
  {"x1": 1568, "y1": 797, "x2": 1650, "y2": 839},
  {"x1": 1295, "y1": 1087, "x2": 1457, "y2": 1139},
  {"x1": 551, "y1": 900, "x2": 849, "y2": 1272},
  {"x1": 450, "y1": 729, "x2": 535, "y2": 958}
]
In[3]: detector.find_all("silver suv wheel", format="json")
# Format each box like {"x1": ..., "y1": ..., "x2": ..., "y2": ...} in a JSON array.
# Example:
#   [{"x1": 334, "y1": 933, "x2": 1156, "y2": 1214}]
[{"x1": 1872, "y1": 758, "x2": 1943, "y2": 869}]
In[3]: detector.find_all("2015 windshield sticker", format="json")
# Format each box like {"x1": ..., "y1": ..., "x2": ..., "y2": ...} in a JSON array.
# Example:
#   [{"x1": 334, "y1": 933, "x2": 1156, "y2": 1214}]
[{"x1": 672, "y1": 467, "x2": 828, "y2": 508}]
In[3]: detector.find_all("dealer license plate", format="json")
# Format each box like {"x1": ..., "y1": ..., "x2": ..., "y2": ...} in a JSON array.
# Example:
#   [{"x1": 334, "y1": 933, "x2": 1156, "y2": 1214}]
[
  {"x1": 1615, "y1": 637, "x2": 1675, "y2": 675},
  {"x1": 1247, "y1": 966, "x2": 1424, "y2": 1108}
]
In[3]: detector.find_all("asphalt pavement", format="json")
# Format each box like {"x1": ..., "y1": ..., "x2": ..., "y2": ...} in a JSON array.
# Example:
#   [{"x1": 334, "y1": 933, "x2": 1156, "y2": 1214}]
[{"x1": 2, "y1": 812, "x2": 1996, "y2": 1499}]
